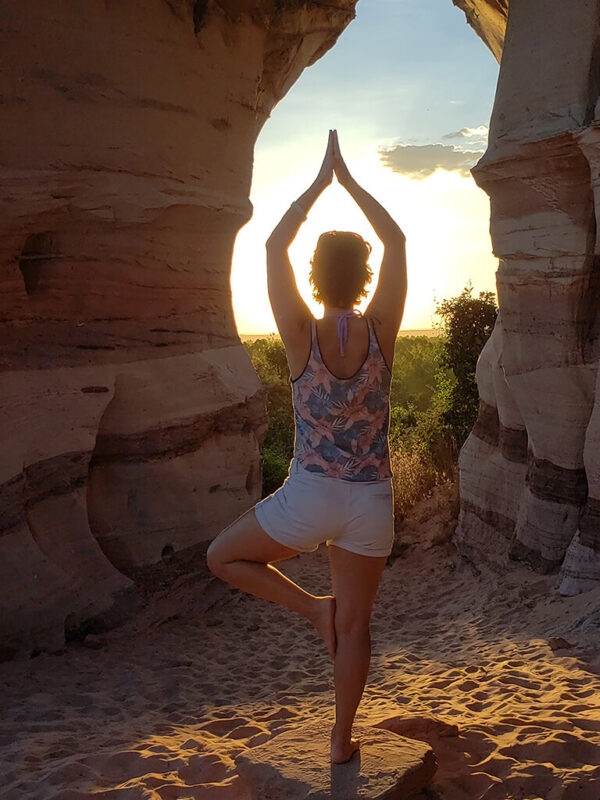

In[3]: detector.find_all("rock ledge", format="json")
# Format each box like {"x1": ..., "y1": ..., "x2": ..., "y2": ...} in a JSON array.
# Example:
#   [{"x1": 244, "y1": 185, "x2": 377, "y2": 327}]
[{"x1": 235, "y1": 720, "x2": 436, "y2": 799}]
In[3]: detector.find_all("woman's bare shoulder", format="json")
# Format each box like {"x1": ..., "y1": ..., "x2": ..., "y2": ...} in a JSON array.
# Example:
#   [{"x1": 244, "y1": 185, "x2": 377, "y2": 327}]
[{"x1": 280, "y1": 316, "x2": 313, "y2": 380}]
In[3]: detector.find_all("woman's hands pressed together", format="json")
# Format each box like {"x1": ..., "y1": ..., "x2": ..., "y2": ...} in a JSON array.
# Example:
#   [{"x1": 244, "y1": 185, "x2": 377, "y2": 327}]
[
  {"x1": 331, "y1": 130, "x2": 353, "y2": 188},
  {"x1": 315, "y1": 129, "x2": 336, "y2": 190},
  {"x1": 316, "y1": 128, "x2": 353, "y2": 189}
]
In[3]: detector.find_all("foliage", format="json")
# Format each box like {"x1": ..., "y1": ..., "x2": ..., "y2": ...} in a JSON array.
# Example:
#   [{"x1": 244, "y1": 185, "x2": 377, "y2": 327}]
[
  {"x1": 389, "y1": 336, "x2": 443, "y2": 411},
  {"x1": 434, "y1": 282, "x2": 498, "y2": 447},
  {"x1": 244, "y1": 335, "x2": 294, "y2": 495}
]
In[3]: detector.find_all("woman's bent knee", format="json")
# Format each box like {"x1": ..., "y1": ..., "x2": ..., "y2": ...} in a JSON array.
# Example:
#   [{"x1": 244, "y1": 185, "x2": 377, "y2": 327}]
[{"x1": 206, "y1": 538, "x2": 227, "y2": 577}]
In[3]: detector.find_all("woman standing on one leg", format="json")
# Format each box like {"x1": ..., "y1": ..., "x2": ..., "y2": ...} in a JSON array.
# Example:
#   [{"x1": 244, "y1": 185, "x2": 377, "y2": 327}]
[{"x1": 207, "y1": 129, "x2": 407, "y2": 764}]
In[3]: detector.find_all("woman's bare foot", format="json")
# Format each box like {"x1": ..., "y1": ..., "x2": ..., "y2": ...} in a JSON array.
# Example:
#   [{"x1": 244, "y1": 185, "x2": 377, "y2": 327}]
[
  {"x1": 331, "y1": 725, "x2": 360, "y2": 763},
  {"x1": 310, "y1": 596, "x2": 336, "y2": 659}
]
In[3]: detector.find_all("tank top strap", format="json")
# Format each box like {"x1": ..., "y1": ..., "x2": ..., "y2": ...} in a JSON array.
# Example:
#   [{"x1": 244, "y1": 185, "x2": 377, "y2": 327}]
[
  {"x1": 309, "y1": 317, "x2": 320, "y2": 363},
  {"x1": 366, "y1": 316, "x2": 376, "y2": 354},
  {"x1": 365, "y1": 316, "x2": 392, "y2": 373}
]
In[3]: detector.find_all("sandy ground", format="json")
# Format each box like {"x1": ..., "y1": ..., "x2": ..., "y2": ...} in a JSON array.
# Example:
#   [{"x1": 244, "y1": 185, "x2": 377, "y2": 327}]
[{"x1": 2, "y1": 485, "x2": 600, "y2": 800}]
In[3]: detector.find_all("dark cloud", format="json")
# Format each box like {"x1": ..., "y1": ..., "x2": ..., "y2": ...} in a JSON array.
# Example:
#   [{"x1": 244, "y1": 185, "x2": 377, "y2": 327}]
[{"x1": 378, "y1": 142, "x2": 485, "y2": 179}]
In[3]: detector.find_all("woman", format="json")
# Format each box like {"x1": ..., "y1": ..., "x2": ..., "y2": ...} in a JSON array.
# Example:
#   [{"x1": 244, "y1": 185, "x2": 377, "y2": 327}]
[{"x1": 207, "y1": 129, "x2": 407, "y2": 764}]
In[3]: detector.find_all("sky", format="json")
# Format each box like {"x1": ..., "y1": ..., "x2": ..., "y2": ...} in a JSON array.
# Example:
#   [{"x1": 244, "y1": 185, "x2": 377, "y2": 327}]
[{"x1": 231, "y1": 0, "x2": 500, "y2": 334}]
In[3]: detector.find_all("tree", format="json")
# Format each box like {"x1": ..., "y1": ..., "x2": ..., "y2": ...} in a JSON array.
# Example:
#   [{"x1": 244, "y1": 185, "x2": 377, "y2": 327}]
[{"x1": 434, "y1": 282, "x2": 498, "y2": 447}]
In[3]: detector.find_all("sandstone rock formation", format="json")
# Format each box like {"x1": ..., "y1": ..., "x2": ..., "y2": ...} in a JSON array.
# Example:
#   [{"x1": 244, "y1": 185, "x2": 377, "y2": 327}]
[
  {"x1": 455, "y1": 0, "x2": 600, "y2": 595},
  {"x1": 452, "y1": 0, "x2": 508, "y2": 62},
  {"x1": 4, "y1": 0, "x2": 598, "y2": 657},
  {"x1": 235, "y1": 721, "x2": 436, "y2": 800},
  {"x1": 0, "y1": 0, "x2": 356, "y2": 654}
]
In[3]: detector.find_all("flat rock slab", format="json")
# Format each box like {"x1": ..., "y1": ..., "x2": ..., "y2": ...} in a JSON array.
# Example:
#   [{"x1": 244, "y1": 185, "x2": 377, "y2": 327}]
[{"x1": 235, "y1": 720, "x2": 436, "y2": 799}]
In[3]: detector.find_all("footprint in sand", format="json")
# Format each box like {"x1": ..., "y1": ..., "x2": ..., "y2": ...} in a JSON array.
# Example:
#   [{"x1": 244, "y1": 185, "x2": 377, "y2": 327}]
[
  {"x1": 226, "y1": 725, "x2": 265, "y2": 740},
  {"x1": 200, "y1": 718, "x2": 250, "y2": 736},
  {"x1": 455, "y1": 679, "x2": 479, "y2": 691},
  {"x1": 177, "y1": 753, "x2": 232, "y2": 783},
  {"x1": 428, "y1": 679, "x2": 453, "y2": 689}
]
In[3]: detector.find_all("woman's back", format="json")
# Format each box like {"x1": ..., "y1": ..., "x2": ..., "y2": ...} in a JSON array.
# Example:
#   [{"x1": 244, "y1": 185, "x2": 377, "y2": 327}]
[
  {"x1": 291, "y1": 315, "x2": 392, "y2": 482},
  {"x1": 314, "y1": 315, "x2": 369, "y2": 379},
  {"x1": 289, "y1": 316, "x2": 394, "y2": 380}
]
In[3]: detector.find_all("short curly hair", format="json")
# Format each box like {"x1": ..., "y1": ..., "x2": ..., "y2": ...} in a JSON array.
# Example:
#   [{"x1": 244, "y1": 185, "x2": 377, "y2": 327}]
[{"x1": 309, "y1": 231, "x2": 373, "y2": 308}]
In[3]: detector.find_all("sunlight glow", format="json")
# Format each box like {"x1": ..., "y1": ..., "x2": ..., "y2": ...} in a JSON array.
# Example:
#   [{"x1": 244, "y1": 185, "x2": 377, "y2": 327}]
[{"x1": 231, "y1": 144, "x2": 497, "y2": 335}]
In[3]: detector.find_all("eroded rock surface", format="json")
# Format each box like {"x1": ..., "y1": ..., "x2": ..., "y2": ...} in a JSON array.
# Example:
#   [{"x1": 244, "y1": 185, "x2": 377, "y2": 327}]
[
  {"x1": 455, "y1": 0, "x2": 600, "y2": 594},
  {"x1": 0, "y1": 0, "x2": 356, "y2": 654},
  {"x1": 452, "y1": 0, "x2": 508, "y2": 63},
  {"x1": 235, "y1": 721, "x2": 436, "y2": 800}
]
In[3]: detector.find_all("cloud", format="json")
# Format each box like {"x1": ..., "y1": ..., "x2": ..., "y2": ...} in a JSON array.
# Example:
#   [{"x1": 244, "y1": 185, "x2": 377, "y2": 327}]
[
  {"x1": 442, "y1": 125, "x2": 488, "y2": 140},
  {"x1": 378, "y1": 142, "x2": 485, "y2": 179}
]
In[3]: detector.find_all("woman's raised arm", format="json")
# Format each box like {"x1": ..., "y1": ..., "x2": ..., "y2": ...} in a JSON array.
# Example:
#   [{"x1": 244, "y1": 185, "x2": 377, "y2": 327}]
[
  {"x1": 265, "y1": 131, "x2": 335, "y2": 343},
  {"x1": 332, "y1": 131, "x2": 407, "y2": 351}
]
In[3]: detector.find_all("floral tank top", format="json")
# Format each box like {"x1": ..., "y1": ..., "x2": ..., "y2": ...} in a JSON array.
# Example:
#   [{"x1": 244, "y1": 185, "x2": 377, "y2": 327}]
[{"x1": 291, "y1": 317, "x2": 392, "y2": 482}]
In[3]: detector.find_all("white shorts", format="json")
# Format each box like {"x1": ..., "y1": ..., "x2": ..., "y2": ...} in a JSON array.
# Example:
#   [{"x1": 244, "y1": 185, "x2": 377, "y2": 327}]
[{"x1": 255, "y1": 457, "x2": 395, "y2": 558}]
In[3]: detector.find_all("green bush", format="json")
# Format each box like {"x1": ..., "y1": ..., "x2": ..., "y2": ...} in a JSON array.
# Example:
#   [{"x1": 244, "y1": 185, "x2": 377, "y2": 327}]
[{"x1": 435, "y1": 282, "x2": 498, "y2": 447}]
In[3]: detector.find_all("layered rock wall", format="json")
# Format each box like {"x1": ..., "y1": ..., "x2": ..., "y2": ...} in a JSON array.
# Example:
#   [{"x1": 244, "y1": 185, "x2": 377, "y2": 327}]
[
  {"x1": 6, "y1": 0, "x2": 597, "y2": 659},
  {"x1": 0, "y1": 0, "x2": 356, "y2": 654},
  {"x1": 455, "y1": 0, "x2": 600, "y2": 594}
]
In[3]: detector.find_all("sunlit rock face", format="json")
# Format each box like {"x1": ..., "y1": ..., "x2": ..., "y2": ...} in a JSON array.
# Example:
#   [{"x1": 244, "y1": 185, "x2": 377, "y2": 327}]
[
  {"x1": 452, "y1": 0, "x2": 508, "y2": 62},
  {"x1": 0, "y1": 0, "x2": 356, "y2": 654},
  {"x1": 455, "y1": 0, "x2": 600, "y2": 594}
]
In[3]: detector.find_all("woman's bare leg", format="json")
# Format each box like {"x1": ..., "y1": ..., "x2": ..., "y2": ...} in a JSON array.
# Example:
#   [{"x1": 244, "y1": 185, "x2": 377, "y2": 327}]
[
  {"x1": 206, "y1": 508, "x2": 336, "y2": 658},
  {"x1": 328, "y1": 545, "x2": 387, "y2": 763}
]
